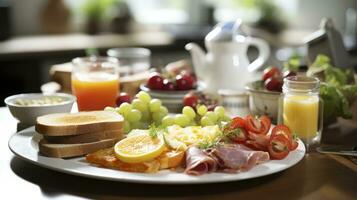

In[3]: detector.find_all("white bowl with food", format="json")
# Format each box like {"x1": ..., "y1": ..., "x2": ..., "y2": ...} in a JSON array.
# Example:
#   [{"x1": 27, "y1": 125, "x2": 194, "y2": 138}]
[
  {"x1": 4, "y1": 93, "x2": 76, "y2": 125},
  {"x1": 245, "y1": 80, "x2": 281, "y2": 122}
]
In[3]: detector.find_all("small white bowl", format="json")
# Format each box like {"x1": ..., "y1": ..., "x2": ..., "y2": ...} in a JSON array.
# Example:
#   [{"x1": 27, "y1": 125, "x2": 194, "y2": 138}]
[
  {"x1": 4, "y1": 93, "x2": 76, "y2": 125},
  {"x1": 245, "y1": 81, "x2": 281, "y2": 122}
]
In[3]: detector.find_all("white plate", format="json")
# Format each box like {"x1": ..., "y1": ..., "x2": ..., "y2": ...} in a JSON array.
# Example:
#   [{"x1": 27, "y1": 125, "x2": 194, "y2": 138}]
[{"x1": 8, "y1": 127, "x2": 305, "y2": 184}]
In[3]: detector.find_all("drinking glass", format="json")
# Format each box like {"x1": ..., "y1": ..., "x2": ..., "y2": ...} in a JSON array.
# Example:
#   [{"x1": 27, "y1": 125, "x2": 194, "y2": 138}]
[{"x1": 72, "y1": 56, "x2": 119, "y2": 111}]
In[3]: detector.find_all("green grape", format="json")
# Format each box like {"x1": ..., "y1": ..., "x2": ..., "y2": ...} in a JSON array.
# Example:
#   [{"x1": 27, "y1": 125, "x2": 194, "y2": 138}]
[
  {"x1": 205, "y1": 111, "x2": 218, "y2": 123},
  {"x1": 149, "y1": 99, "x2": 162, "y2": 112},
  {"x1": 174, "y1": 114, "x2": 190, "y2": 127},
  {"x1": 221, "y1": 115, "x2": 231, "y2": 122},
  {"x1": 123, "y1": 120, "x2": 131, "y2": 134},
  {"x1": 130, "y1": 121, "x2": 144, "y2": 129},
  {"x1": 141, "y1": 110, "x2": 151, "y2": 122},
  {"x1": 152, "y1": 112, "x2": 165, "y2": 124},
  {"x1": 214, "y1": 106, "x2": 225, "y2": 118},
  {"x1": 132, "y1": 99, "x2": 148, "y2": 112},
  {"x1": 159, "y1": 106, "x2": 169, "y2": 115},
  {"x1": 104, "y1": 106, "x2": 115, "y2": 112},
  {"x1": 200, "y1": 116, "x2": 214, "y2": 126},
  {"x1": 197, "y1": 105, "x2": 208, "y2": 116},
  {"x1": 162, "y1": 115, "x2": 175, "y2": 126},
  {"x1": 136, "y1": 91, "x2": 152, "y2": 103},
  {"x1": 182, "y1": 106, "x2": 196, "y2": 119},
  {"x1": 117, "y1": 103, "x2": 132, "y2": 116},
  {"x1": 127, "y1": 109, "x2": 142, "y2": 122}
]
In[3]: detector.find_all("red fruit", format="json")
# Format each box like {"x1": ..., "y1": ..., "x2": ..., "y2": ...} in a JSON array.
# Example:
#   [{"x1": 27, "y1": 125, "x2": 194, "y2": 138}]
[
  {"x1": 283, "y1": 70, "x2": 297, "y2": 78},
  {"x1": 264, "y1": 77, "x2": 283, "y2": 92},
  {"x1": 207, "y1": 104, "x2": 216, "y2": 111},
  {"x1": 147, "y1": 73, "x2": 164, "y2": 90},
  {"x1": 183, "y1": 93, "x2": 198, "y2": 107},
  {"x1": 176, "y1": 75, "x2": 193, "y2": 90},
  {"x1": 163, "y1": 79, "x2": 175, "y2": 91},
  {"x1": 116, "y1": 92, "x2": 132, "y2": 106},
  {"x1": 263, "y1": 67, "x2": 281, "y2": 82}
]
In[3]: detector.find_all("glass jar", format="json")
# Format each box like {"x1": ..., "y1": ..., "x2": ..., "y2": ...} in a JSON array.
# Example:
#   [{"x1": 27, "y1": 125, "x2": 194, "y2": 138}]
[{"x1": 278, "y1": 76, "x2": 323, "y2": 151}]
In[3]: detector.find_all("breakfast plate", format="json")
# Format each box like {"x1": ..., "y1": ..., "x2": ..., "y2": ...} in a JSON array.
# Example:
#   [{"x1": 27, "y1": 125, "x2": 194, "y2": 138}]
[{"x1": 9, "y1": 126, "x2": 306, "y2": 184}]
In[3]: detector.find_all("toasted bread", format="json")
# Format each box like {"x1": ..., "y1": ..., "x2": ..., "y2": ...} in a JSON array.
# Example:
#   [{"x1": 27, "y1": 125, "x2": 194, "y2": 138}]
[
  {"x1": 36, "y1": 111, "x2": 123, "y2": 136},
  {"x1": 86, "y1": 148, "x2": 185, "y2": 173},
  {"x1": 39, "y1": 138, "x2": 120, "y2": 158},
  {"x1": 43, "y1": 129, "x2": 123, "y2": 144}
]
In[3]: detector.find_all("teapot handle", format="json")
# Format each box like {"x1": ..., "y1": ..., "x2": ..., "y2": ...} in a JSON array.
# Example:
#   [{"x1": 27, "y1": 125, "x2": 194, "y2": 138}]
[{"x1": 246, "y1": 37, "x2": 270, "y2": 72}]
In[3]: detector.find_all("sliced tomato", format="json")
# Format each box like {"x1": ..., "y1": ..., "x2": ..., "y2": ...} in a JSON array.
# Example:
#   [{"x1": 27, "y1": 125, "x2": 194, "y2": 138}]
[
  {"x1": 290, "y1": 134, "x2": 299, "y2": 151},
  {"x1": 245, "y1": 115, "x2": 271, "y2": 135},
  {"x1": 230, "y1": 117, "x2": 246, "y2": 129},
  {"x1": 245, "y1": 132, "x2": 270, "y2": 151},
  {"x1": 271, "y1": 125, "x2": 297, "y2": 150},
  {"x1": 268, "y1": 134, "x2": 290, "y2": 160}
]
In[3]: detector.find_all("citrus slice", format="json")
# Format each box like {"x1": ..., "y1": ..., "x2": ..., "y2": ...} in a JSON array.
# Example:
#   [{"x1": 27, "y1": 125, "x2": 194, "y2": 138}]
[{"x1": 114, "y1": 134, "x2": 166, "y2": 163}]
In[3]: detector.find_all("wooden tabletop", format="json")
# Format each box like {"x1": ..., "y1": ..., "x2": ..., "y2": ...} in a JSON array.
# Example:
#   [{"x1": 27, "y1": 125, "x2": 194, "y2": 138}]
[{"x1": 1, "y1": 107, "x2": 356, "y2": 200}]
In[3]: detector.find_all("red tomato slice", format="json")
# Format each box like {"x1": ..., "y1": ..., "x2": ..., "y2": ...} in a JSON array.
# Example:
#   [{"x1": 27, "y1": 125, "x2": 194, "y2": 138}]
[
  {"x1": 268, "y1": 135, "x2": 290, "y2": 160},
  {"x1": 271, "y1": 125, "x2": 297, "y2": 150},
  {"x1": 245, "y1": 115, "x2": 271, "y2": 135},
  {"x1": 230, "y1": 117, "x2": 246, "y2": 129}
]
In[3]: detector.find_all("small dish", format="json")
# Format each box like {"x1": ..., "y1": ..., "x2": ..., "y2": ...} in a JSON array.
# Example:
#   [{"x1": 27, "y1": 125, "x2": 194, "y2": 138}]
[
  {"x1": 4, "y1": 93, "x2": 76, "y2": 125},
  {"x1": 245, "y1": 80, "x2": 281, "y2": 122}
]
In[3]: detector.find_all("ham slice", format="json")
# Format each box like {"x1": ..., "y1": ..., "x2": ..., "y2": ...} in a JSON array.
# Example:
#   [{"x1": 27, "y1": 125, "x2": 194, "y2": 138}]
[
  {"x1": 210, "y1": 143, "x2": 269, "y2": 173},
  {"x1": 184, "y1": 146, "x2": 217, "y2": 175}
]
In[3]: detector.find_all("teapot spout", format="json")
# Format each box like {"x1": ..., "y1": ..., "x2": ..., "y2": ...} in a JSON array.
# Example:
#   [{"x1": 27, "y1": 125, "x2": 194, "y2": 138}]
[{"x1": 185, "y1": 43, "x2": 206, "y2": 80}]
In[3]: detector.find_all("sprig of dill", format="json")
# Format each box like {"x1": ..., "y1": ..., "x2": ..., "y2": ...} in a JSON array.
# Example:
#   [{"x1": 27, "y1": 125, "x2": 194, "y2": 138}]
[{"x1": 148, "y1": 123, "x2": 167, "y2": 138}]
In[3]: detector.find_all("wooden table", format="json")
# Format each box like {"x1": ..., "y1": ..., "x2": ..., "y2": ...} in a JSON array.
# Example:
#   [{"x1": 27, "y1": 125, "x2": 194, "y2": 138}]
[{"x1": 1, "y1": 107, "x2": 356, "y2": 200}]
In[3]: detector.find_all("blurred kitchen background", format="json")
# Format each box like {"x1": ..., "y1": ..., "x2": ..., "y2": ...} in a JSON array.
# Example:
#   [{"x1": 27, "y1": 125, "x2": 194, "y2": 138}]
[{"x1": 1, "y1": 0, "x2": 357, "y2": 105}]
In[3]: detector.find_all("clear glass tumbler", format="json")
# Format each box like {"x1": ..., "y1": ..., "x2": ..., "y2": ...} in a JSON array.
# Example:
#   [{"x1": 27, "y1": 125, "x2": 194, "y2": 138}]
[{"x1": 72, "y1": 56, "x2": 119, "y2": 111}]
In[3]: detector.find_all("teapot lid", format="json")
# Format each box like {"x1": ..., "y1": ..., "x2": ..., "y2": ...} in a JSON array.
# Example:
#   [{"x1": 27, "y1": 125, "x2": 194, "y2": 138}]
[{"x1": 205, "y1": 19, "x2": 247, "y2": 43}]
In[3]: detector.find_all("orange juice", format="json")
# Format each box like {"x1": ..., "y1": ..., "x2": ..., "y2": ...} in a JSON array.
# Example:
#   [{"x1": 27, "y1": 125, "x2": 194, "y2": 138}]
[
  {"x1": 283, "y1": 95, "x2": 319, "y2": 140},
  {"x1": 72, "y1": 72, "x2": 119, "y2": 111}
]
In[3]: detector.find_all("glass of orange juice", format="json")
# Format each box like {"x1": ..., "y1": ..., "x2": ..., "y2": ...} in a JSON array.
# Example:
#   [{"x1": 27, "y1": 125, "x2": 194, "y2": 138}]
[{"x1": 72, "y1": 56, "x2": 119, "y2": 111}]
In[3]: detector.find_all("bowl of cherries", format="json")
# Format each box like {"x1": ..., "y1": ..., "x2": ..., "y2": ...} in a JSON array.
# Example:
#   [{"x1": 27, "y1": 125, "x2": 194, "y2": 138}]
[
  {"x1": 140, "y1": 70, "x2": 200, "y2": 112},
  {"x1": 245, "y1": 66, "x2": 296, "y2": 121}
]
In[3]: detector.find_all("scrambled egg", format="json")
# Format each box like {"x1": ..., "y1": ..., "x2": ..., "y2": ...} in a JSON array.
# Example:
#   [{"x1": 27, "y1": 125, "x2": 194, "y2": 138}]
[{"x1": 166, "y1": 125, "x2": 222, "y2": 146}]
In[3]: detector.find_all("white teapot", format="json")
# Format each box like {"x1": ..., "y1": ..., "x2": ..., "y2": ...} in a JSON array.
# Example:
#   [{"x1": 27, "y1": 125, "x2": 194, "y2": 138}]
[{"x1": 186, "y1": 20, "x2": 270, "y2": 93}]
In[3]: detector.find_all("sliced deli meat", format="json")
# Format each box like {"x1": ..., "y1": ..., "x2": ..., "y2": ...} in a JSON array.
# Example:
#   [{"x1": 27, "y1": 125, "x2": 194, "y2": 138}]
[
  {"x1": 210, "y1": 143, "x2": 270, "y2": 172},
  {"x1": 184, "y1": 146, "x2": 217, "y2": 175}
]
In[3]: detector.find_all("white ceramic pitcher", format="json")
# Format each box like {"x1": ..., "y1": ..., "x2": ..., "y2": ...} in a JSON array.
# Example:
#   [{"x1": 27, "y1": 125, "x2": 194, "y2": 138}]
[{"x1": 186, "y1": 20, "x2": 270, "y2": 92}]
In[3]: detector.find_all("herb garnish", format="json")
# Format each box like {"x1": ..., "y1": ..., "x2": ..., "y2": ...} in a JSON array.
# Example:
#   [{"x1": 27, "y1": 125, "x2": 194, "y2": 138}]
[{"x1": 148, "y1": 124, "x2": 167, "y2": 138}]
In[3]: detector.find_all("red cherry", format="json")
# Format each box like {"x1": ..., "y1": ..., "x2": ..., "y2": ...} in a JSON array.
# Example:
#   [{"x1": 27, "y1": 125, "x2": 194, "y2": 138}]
[
  {"x1": 263, "y1": 67, "x2": 281, "y2": 82},
  {"x1": 176, "y1": 75, "x2": 193, "y2": 90},
  {"x1": 163, "y1": 79, "x2": 175, "y2": 91},
  {"x1": 264, "y1": 77, "x2": 283, "y2": 92},
  {"x1": 116, "y1": 92, "x2": 132, "y2": 106},
  {"x1": 147, "y1": 73, "x2": 164, "y2": 90},
  {"x1": 183, "y1": 93, "x2": 198, "y2": 108},
  {"x1": 283, "y1": 70, "x2": 297, "y2": 78}
]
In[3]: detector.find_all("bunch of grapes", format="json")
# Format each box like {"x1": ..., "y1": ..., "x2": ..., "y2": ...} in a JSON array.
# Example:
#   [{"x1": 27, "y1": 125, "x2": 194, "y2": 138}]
[
  {"x1": 161, "y1": 105, "x2": 231, "y2": 127},
  {"x1": 105, "y1": 91, "x2": 168, "y2": 133}
]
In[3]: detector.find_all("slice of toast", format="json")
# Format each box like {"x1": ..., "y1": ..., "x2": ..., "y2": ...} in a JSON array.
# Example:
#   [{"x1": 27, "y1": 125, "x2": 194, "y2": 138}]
[
  {"x1": 36, "y1": 111, "x2": 123, "y2": 136},
  {"x1": 43, "y1": 130, "x2": 123, "y2": 144},
  {"x1": 39, "y1": 137, "x2": 120, "y2": 158}
]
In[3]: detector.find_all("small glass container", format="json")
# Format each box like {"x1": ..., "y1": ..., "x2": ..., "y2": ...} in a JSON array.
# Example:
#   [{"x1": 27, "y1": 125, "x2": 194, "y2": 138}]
[{"x1": 278, "y1": 76, "x2": 323, "y2": 152}]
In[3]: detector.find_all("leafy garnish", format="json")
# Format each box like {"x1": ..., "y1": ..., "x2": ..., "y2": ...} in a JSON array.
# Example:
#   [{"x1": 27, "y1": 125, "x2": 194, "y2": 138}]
[
  {"x1": 148, "y1": 124, "x2": 167, "y2": 138},
  {"x1": 197, "y1": 140, "x2": 217, "y2": 150}
]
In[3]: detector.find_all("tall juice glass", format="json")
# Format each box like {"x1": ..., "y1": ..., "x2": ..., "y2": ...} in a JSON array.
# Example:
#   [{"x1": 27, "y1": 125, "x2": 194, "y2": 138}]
[{"x1": 72, "y1": 56, "x2": 119, "y2": 111}]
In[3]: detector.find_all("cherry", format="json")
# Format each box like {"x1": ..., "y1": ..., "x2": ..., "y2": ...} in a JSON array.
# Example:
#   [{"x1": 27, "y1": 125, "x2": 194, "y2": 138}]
[
  {"x1": 116, "y1": 92, "x2": 132, "y2": 106},
  {"x1": 176, "y1": 75, "x2": 193, "y2": 90},
  {"x1": 183, "y1": 93, "x2": 198, "y2": 108},
  {"x1": 147, "y1": 72, "x2": 164, "y2": 90},
  {"x1": 283, "y1": 70, "x2": 297, "y2": 78},
  {"x1": 263, "y1": 67, "x2": 281, "y2": 82},
  {"x1": 264, "y1": 77, "x2": 283, "y2": 92},
  {"x1": 163, "y1": 79, "x2": 175, "y2": 91}
]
